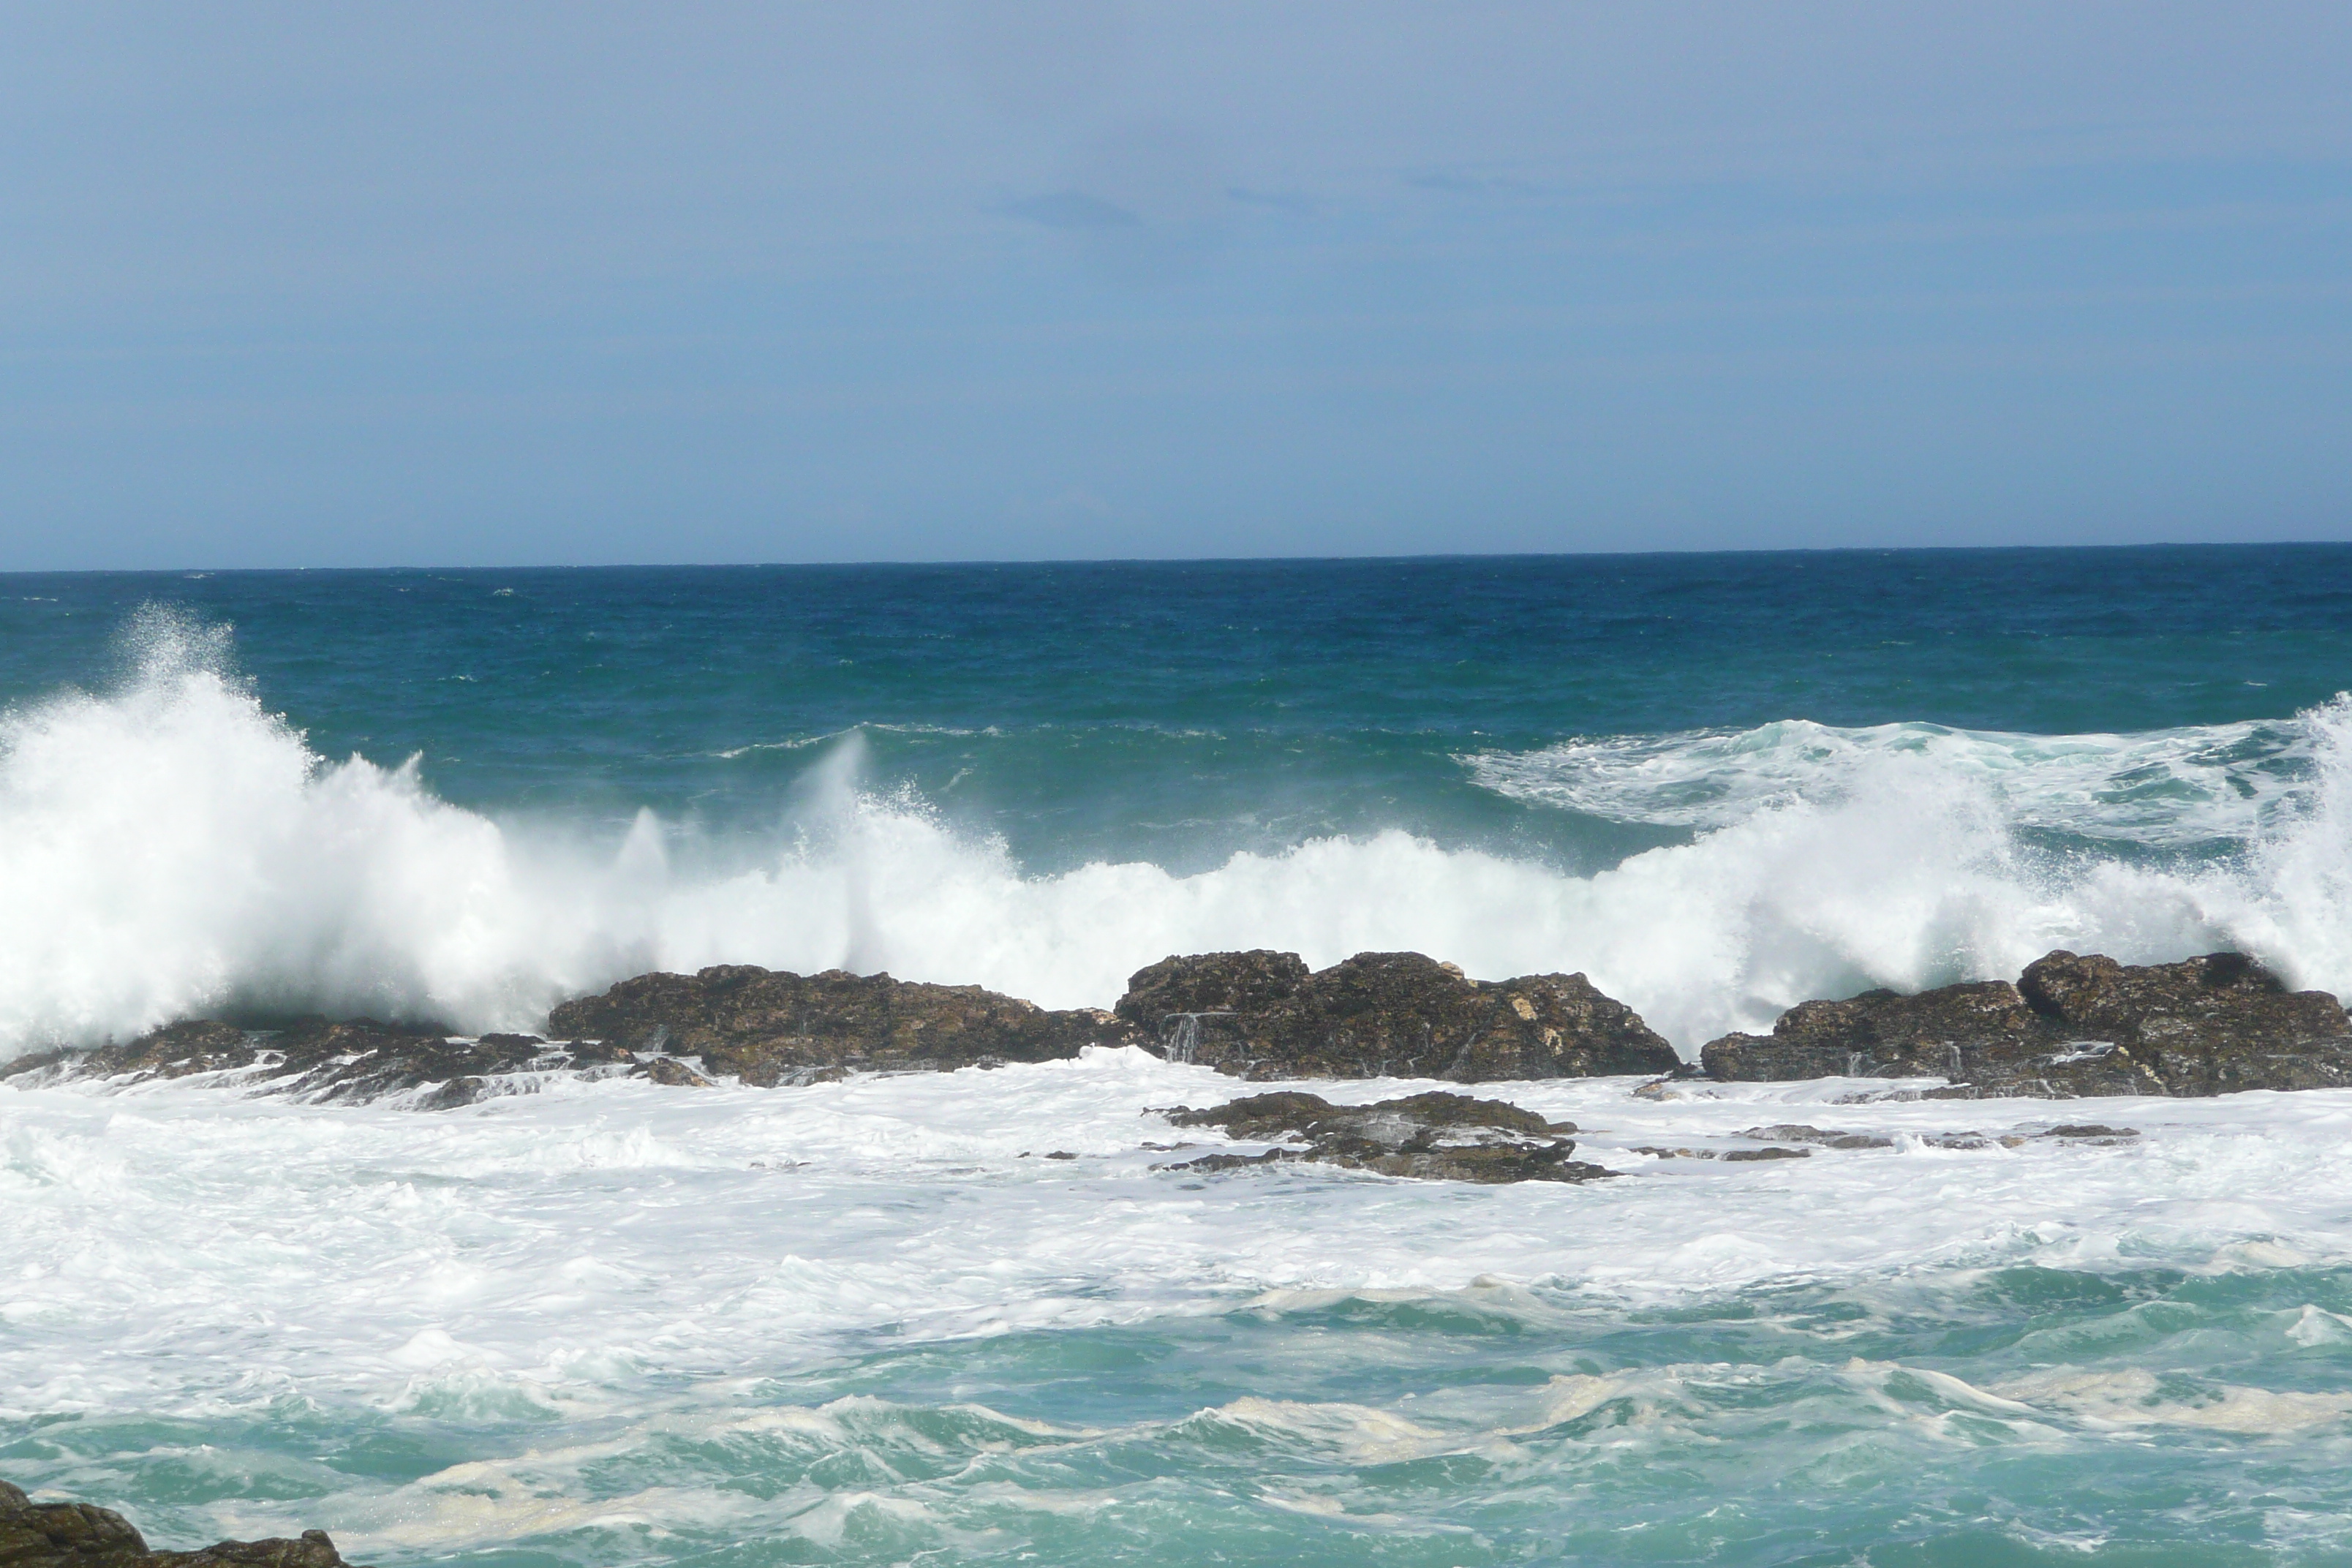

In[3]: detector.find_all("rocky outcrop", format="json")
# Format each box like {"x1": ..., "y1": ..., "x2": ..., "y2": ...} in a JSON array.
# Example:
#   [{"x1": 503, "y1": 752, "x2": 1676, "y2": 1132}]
[
  {"x1": 1161, "y1": 1090, "x2": 1612, "y2": 1183},
  {"x1": 0, "y1": 1480, "x2": 360, "y2": 1567},
  {"x1": 4, "y1": 949, "x2": 1675, "y2": 1100},
  {"x1": 546, "y1": 965, "x2": 1134, "y2": 1085},
  {"x1": 24, "y1": 947, "x2": 2345, "y2": 1108},
  {"x1": 1115, "y1": 949, "x2": 1679, "y2": 1081},
  {"x1": 1700, "y1": 950, "x2": 2352, "y2": 1098},
  {"x1": 0, "y1": 1020, "x2": 636, "y2": 1109}
]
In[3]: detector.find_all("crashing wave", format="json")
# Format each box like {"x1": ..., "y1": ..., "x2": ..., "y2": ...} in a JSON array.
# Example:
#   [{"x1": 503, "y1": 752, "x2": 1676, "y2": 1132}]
[{"x1": 7, "y1": 610, "x2": 2352, "y2": 1055}]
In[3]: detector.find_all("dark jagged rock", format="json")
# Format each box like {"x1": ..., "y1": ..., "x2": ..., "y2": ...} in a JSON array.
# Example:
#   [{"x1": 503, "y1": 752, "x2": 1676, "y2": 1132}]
[
  {"x1": 1115, "y1": 950, "x2": 1312, "y2": 1028},
  {"x1": 1700, "y1": 981, "x2": 2046, "y2": 1086},
  {"x1": 273, "y1": 1025, "x2": 633, "y2": 1107},
  {"x1": 546, "y1": 965, "x2": 1135, "y2": 1085},
  {"x1": 1, "y1": 1479, "x2": 152, "y2": 1568},
  {"x1": 1700, "y1": 950, "x2": 2352, "y2": 1098},
  {"x1": 1161, "y1": 1090, "x2": 1615, "y2": 1183},
  {"x1": 1115, "y1": 949, "x2": 1680, "y2": 1081},
  {"x1": 0, "y1": 1019, "x2": 636, "y2": 1109},
  {"x1": 2017, "y1": 951, "x2": 2351, "y2": 1075},
  {"x1": 20, "y1": 946, "x2": 2349, "y2": 1109},
  {"x1": 0, "y1": 1480, "x2": 361, "y2": 1568}
]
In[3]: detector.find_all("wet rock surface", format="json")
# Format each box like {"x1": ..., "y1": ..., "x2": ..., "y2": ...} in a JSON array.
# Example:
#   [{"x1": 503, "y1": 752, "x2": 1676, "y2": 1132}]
[
  {"x1": 0, "y1": 1479, "x2": 361, "y2": 1568},
  {"x1": 2046, "y1": 1123, "x2": 2141, "y2": 1142},
  {"x1": 1700, "y1": 950, "x2": 2352, "y2": 1098},
  {"x1": 1160, "y1": 1090, "x2": 1614, "y2": 1183},
  {"x1": 1116, "y1": 949, "x2": 1681, "y2": 1081},
  {"x1": 1738, "y1": 1123, "x2": 1895, "y2": 1150},
  {"x1": 2, "y1": 968, "x2": 1137, "y2": 1104},
  {"x1": 1628, "y1": 1123, "x2": 2140, "y2": 1160},
  {"x1": 546, "y1": 965, "x2": 1135, "y2": 1084},
  {"x1": 0, "y1": 1019, "x2": 638, "y2": 1108}
]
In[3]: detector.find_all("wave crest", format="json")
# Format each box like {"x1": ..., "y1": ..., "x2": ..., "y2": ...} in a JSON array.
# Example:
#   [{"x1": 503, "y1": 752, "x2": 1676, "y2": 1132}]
[{"x1": 1464, "y1": 716, "x2": 2313, "y2": 846}]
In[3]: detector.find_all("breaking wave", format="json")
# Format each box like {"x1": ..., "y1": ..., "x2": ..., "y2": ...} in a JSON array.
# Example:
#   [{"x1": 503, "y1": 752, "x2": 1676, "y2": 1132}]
[
  {"x1": 7, "y1": 610, "x2": 2352, "y2": 1056},
  {"x1": 1463, "y1": 717, "x2": 2315, "y2": 846}
]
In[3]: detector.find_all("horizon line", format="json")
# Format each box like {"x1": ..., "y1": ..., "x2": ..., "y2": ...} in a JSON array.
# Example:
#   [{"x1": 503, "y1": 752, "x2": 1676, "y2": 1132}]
[{"x1": 7, "y1": 537, "x2": 2351, "y2": 577}]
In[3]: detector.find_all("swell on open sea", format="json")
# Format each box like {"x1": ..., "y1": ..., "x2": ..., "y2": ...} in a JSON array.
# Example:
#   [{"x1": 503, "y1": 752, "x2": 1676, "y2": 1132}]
[{"x1": 8, "y1": 548, "x2": 2352, "y2": 1566}]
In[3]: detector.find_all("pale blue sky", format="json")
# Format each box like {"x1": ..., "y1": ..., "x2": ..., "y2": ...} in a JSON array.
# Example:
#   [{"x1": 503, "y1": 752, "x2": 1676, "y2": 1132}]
[{"x1": 4, "y1": 1, "x2": 2348, "y2": 567}]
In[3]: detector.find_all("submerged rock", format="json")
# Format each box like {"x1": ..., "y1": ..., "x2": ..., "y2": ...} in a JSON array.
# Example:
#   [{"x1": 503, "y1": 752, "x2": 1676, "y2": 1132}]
[
  {"x1": 1700, "y1": 950, "x2": 2352, "y2": 1098},
  {"x1": 1115, "y1": 949, "x2": 1680, "y2": 1081},
  {"x1": 0, "y1": 1019, "x2": 637, "y2": 1108},
  {"x1": 0, "y1": 1478, "x2": 361, "y2": 1567},
  {"x1": 546, "y1": 965, "x2": 1135, "y2": 1084},
  {"x1": 1161, "y1": 1090, "x2": 1615, "y2": 1183},
  {"x1": 1735, "y1": 1123, "x2": 1895, "y2": 1150},
  {"x1": 641, "y1": 1055, "x2": 714, "y2": 1088}
]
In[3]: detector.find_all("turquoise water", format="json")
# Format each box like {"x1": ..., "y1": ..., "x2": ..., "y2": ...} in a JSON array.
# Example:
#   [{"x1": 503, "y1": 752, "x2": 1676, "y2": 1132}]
[
  {"x1": 6, "y1": 547, "x2": 2352, "y2": 1564},
  {"x1": 10, "y1": 1061, "x2": 2352, "y2": 1567},
  {"x1": 20, "y1": 1264, "x2": 2352, "y2": 1567}
]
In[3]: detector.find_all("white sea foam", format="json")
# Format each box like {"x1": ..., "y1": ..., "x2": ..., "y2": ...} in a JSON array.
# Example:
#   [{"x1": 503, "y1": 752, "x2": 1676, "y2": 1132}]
[
  {"x1": 10, "y1": 1052, "x2": 2352, "y2": 1556},
  {"x1": 9, "y1": 1052, "x2": 2352, "y2": 1426},
  {"x1": 1464, "y1": 717, "x2": 2314, "y2": 845},
  {"x1": 4, "y1": 612, "x2": 2352, "y2": 1055}
]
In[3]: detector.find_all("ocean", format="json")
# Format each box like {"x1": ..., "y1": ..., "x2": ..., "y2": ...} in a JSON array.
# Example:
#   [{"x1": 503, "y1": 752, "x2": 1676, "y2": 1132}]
[{"x1": 7, "y1": 547, "x2": 2352, "y2": 1564}]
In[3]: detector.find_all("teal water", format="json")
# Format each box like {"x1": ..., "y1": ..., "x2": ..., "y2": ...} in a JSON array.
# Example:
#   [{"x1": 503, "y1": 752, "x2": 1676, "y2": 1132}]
[{"x1": 16, "y1": 1250, "x2": 2352, "y2": 1566}]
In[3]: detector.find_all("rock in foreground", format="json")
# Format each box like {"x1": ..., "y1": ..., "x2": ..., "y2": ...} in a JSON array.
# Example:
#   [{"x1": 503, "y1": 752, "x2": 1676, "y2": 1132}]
[
  {"x1": 1116, "y1": 949, "x2": 1680, "y2": 1081},
  {"x1": 1162, "y1": 1090, "x2": 1613, "y2": 1183},
  {"x1": 0, "y1": 1478, "x2": 361, "y2": 1567},
  {"x1": 547, "y1": 965, "x2": 1134, "y2": 1084},
  {"x1": 1700, "y1": 950, "x2": 2352, "y2": 1098}
]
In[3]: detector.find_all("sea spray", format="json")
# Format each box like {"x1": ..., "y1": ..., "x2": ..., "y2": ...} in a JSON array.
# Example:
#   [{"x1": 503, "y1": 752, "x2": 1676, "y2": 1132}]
[{"x1": 2237, "y1": 693, "x2": 2352, "y2": 991}]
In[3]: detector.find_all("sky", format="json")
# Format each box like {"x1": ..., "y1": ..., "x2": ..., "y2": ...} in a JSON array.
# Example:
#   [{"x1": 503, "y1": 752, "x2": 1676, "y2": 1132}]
[{"x1": 2, "y1": 1, "x2": 2348, "y2": 568}]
